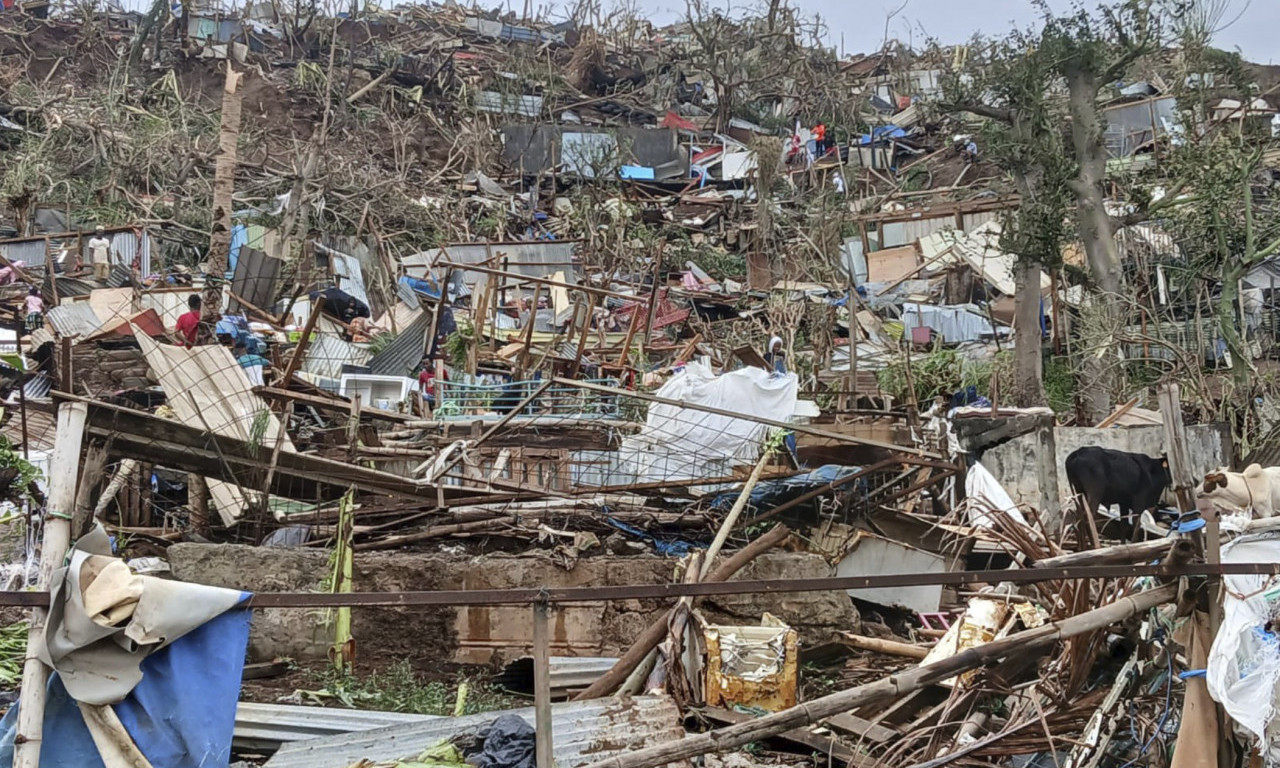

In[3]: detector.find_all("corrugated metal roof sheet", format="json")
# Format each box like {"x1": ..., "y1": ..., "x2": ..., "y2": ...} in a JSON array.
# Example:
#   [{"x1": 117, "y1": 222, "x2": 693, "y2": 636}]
[
  {"x1": 22, "y1": 373, "x2": 54, "y2": 400},
  {"x1": 26, "y1": 328, "x2": 55, "y2": 350},
  {"x1": 401, "y1": 242, "x2": 581, "y2": 283},
  {"x1": 53, "y1": 277, "x2": 96, "y2": 297},
  {"x1": 497, "y1": 656, "x2": 618, "y2": 697},
  {"x1": 476, "y1": 91, "x2": 544, "y2": 117},
  {"x1": 264, "y1": 695, "x2": 685, "y2": 768},
  {"x1": 106, "y1": 264, "x2": 132, "y2": 288},
  {"x1": 0, "y1": 238, "x2": 49, "y2": 268},
  {"x1": 301, "y1": 332, "x2": 373, "y2": 381},
  {"x1": 234, "y1": 702, "x2": 437, "y2": 753},
  {"x1": 366, "y1": 311, "x2": 429, "y2": 376},
  {"x1": 46, "y1": 302, "x2": 104, "y2": 338}
]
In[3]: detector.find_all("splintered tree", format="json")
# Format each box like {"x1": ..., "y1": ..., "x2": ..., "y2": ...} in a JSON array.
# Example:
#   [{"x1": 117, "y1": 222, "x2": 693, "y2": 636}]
[
  {"x1": 1038, "y1": 0, "x2": 1161, "y2": 421},
  {"x1": 942, "y1": 33, "x2": 1072, "y2": 408}
]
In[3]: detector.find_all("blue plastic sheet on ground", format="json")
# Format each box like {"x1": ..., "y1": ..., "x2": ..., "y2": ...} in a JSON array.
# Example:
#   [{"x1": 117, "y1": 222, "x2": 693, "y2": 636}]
[
  {"x1": 710, "y1": 465, "x2": 864, "y2": 513},
  {"x1": 400, "y1": 275, "x2": 441, "y2": 300},
  {"x1": 604, "y1": 515, "x2": 703, "y2": 557},
  {"x1": 0, "y1": 603, "x2": 252, "y2": 768}
]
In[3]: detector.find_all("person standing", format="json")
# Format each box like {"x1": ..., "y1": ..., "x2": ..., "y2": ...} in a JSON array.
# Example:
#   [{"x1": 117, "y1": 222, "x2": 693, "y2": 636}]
[
  {"x1": 175, "y1": 294, "x2": 201, "y2": 347},
  {"x1": 88, "y1": 226, "x2": 112, "y2": 281},
  {"x1": 24, "y1": 288, "x2": 44, "y2": 333}
]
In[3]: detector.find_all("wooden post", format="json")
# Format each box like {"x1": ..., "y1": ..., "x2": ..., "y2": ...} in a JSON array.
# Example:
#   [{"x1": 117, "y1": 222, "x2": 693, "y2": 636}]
[
  {"x1": 202, "y1": 63, "x2": 244, "y2": 339},
  {"x1": 347, "y1": 394, "x2": 362, "y2": 462},
  {"x1": 533, "y1": 600, "x2": 554, "y2": 768},
  {"x1": 1158, "y1": 384, "x2": 1194, "y2": 513},
  {"x1": 517, "y1": 285, "x2": 543, "y2": 376},
  {"x1": 188, "y1": 474, "x2": 209, "y2": 536},
  {"x1": 14, "y1": 401, "x2": 88, "y2": 768},
  {"x1": 641, "y1": 246, "x2": 664, "y2": 356},
  {"x1": 281, "y1": 297, "x2": 324, "y2": 385},
  {"x1": 569, "y1": 295, "x2": 598, "y2": 379},
  {"x1": 615, "y1": 304, "x2": 641, "y2": 368}
]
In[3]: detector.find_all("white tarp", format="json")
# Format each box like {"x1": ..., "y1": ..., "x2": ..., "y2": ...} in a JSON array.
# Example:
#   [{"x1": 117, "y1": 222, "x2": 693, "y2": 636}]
[
  {"x1": 1207, "y1": 533, "x2": 1280, "y2": 750},
  {"x1": 615, "y1": 362, "x2": 798, "y2": 484},
  {"x1": 964, "y1": 462, "x2": 1030, "y2": 528}
]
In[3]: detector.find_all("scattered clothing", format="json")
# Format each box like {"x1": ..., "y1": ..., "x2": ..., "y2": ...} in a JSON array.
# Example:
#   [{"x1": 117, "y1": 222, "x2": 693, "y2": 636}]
[
  {"x1": 0, "y1": 261, "x2": 24, "y2": 285},
  {"x1": 237, "y1": 352, "x2": 269, "y2": 387},
  {"x1": 469, "y1": 714, "x2": 535, "y2": 768}
]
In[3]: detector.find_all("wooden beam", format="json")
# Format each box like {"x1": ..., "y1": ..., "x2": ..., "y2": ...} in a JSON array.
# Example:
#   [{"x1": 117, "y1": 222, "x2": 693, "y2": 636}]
[{"x1": 61, "y1": 393, "x2": 501, "y2": 504}]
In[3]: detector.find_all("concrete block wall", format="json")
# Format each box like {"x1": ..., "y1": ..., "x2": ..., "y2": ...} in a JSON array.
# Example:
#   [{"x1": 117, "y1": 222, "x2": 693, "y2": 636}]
[{"x1": 168, "y1": 545, "x2": 859, "y2": 665}]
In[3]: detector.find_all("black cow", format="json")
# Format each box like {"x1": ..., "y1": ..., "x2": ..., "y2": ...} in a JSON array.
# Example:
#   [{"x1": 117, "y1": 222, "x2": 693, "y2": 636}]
[{"x1": 1064, "y1": 447, "x2": 1171, "y2": 542}]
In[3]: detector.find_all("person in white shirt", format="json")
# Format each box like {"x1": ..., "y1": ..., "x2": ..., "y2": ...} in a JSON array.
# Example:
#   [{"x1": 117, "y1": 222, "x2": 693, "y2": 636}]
[{"x1": 87, "y1": 226, "x2": 112, "y2": 280}]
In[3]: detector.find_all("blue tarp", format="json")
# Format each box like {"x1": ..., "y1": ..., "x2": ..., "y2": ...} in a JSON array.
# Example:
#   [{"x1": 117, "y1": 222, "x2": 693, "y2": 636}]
[
  {"x1": 859, "y1": 125, "x2": 907, "y2": 145},
  {"x1": 710, "y1": 465, "x2": 864, "y2": 512},
  {"x1": 604, "y1": 516, "x2": 703, "y2": 557},
  {"x1": 0, "y1": 605, "x2": 252, "y2": 768},
  {"x1": 400, "y1": 275, "x2": 441, "y2": 300},
  {"x1": 227, "y1": 224, "x2": 248, "y2": 279}
]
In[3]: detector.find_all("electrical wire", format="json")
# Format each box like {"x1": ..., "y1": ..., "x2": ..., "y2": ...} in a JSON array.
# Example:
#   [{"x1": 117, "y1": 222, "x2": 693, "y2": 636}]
[{"x1": 1117, "y1": 633, "x2": 1176, "y2": 768}]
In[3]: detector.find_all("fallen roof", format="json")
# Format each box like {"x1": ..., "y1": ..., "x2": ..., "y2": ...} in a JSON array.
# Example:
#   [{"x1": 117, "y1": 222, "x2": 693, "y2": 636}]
[{"x1": 263, "y1": 695, "x2": 686, "y2": 768}]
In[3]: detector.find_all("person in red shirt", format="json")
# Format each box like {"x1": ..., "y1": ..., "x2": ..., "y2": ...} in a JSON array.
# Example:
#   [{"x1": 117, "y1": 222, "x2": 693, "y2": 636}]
[{"x1": 175, "y1": 294, "x2": 201, "y2": 347}]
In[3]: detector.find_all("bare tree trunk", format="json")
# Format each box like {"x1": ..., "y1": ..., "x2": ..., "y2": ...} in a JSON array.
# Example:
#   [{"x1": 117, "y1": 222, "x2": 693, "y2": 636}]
[
  {"x1": 188, "y1": 473, "x2": 209, "y2": 537},
  {"x1": 1065, "y1": 68, "x2": 1122, "y2": 423},
  {"x1": 1217, "y1": 259, "x2": 1251, "y2": 386},
  {"x1": 1012, "y1": 258, "x2": 1046, "y2": 407},
  {"x1": 202, "y1": 64, "x2": 243, "y2": 340}
]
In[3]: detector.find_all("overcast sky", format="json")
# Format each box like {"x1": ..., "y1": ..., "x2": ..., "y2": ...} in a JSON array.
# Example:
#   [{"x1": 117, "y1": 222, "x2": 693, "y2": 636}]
[{"x1": 566, "y1": 0, "x2": 1274, "y2": 65}]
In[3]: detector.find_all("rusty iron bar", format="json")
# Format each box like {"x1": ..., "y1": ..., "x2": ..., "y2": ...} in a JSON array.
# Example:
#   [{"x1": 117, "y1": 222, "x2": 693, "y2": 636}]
[{"x1": 0, "y1": 560, "x2": 1272, "y2": 609}]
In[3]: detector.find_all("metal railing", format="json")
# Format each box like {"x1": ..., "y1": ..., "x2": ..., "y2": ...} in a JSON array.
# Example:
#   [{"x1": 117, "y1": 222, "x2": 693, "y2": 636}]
[{"x1": 436, "y1": 378, "x2": 622, "y2": 420}]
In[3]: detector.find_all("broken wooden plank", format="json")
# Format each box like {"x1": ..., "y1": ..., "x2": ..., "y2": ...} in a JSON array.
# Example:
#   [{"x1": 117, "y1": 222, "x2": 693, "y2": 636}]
[{"x1": 701, "y1": 707, "x2": 889, "y2": 768}]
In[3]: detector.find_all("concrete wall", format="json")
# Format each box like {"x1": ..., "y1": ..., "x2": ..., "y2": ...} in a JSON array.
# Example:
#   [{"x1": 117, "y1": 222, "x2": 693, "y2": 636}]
[
  {"x1": 168, "y1": 545, "x2": 858, "y2": 665},
  {"x1": 981, "y1": 423, "x2": 1231, "y2": 516}
]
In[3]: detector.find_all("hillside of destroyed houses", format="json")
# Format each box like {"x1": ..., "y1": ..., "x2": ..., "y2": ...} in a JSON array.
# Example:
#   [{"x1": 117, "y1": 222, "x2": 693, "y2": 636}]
[{"x1": 2, "y1": 0, "x2": 1280, "y2": 766}]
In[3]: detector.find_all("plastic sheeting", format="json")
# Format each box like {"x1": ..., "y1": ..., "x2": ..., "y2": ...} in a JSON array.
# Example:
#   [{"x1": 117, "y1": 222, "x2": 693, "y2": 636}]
[
  {"x1": 1207, "y1": 533, "x2": 1280, "y2": 749},
  {"x1": 471, "y1": 714, "x2": 535, "y2": 768},
  {"x1": 709, "y1": 464, "x2": 863, "y2": 513},
  {"x1": 0, "y1": 608, "x2": 251, "y2": 768},
  {"x1": 900, "y1": 303, "x2": 1004, "y2": 343},
  {"x1": 615, "y1": 363, "x2": 798, "y2": 484},
  {"x1": 964, "y1": 462, "x2": 1030, "y2": 528},
  {"x1": 39, "y1": 525, "x2": 246, "y2": 705}
]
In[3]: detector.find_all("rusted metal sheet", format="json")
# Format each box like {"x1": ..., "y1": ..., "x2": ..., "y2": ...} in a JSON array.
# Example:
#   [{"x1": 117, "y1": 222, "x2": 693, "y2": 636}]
[
  {"x1": 263, "y1": 695, "x2": 686, "y2": 768},
  {"x1": 704, "y1": 621, "x2": 798, "y2": 712}
]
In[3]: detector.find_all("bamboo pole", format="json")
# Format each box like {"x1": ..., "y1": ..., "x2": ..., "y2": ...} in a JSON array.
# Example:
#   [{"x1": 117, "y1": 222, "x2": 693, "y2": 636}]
[
  {"x1": 579, "y1": 583, "x2": 1178, "y2": 768},
  {"x1": 573, "y1": 523, "x2": 792, "y2": 701},
  {"x1": 14, "y1": 401, "x2": 88, "y2": 768},
  {"x1": 838, "y1": 632, "x2": 930, "y2": 659}
]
